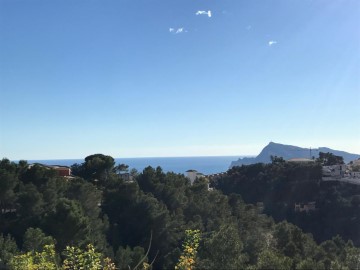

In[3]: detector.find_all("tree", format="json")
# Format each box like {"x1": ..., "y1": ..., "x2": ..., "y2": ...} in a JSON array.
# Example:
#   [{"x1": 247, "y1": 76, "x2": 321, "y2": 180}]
[
  {"x1": 65, "y1": 179, "x2": 108, "y2": 252},
  {"x1": 44, "y1": 198, "x2": 91, "y2": 250},
  {"x1": 8, "y1": 244, "x2": 116, "y2": 270},
  {"x1": 9, "y1": 244, "x2": 58, "y2": 270},
  {"x1": 0, "y1": 159, "x2": 18, "y2": 174},
  {"x1": 0, "y1": 171, "x2": 18, "y2": 213},
  {"x1": 72, "y1": 154, "x2": 115, "y2": 184},
  {"x1": 199, "y1": 224, "x2": 245, "y2": 269},
  {"x1": 115, "y1": 246, "x2": 148, "y2": 270},
  {"x1": 130, "y1": 168, "x2": 139, "y2": 178},
  {"x1": 20, "y1": 164, "x2": 57, "y2": 187},
  {"x1": 317, "y1": 152, "x2": 344, "y2": 166},
  {"x1": 23, "y1": 227, "x2": 55, "y2": 252},
  {"x1": 271, "y1": 155, "x2": 285, "y2": 164},
  {"x1": 255, "y1": 250, "x2": 292, "y2": 270},
  {"x1": 344, "y1": 246, "x2": 360, "y2": 270},
  {"x1": 296, "y1": 258, "x2": 325, "y2": 270},
  {"x1": 84, "y1": 154, "x2": 115, "y2": 181},
  {"x1": 115, "y1": 164, "x2": 129, "y2": 174},
  {"x1": 17, "y1": 183, "x2": 45, "y2": 219},
  {"x1": 0, "y1": 234, "x2": 18, "y2": 266},
  {"x1": 63, "y1": 244, "x2": 115, "y2": 270}
]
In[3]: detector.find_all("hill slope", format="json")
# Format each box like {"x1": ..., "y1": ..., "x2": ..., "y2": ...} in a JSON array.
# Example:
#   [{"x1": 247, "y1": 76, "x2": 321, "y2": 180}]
[{"x1": 230, "y1": 142, "x2": 360, "y2": 167}]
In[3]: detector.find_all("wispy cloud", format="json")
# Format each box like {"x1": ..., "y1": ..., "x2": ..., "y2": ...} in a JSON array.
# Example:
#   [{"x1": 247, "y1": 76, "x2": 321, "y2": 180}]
[
  {"x1": 169, "y1": 27, "x2": 186, "y2": 34},
  {"x1": 246, "y1": 25, "x2": 252, "y2": 30},
  {"x1": 268, "y1": 40, "x2": 277, "y2": 46},
  {"x1": 196, "y1": 10, "x2": 212, "y2": 17}
]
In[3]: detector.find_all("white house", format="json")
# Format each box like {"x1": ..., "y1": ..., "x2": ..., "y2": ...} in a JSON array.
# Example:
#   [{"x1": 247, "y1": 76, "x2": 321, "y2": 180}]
[
  {"x1": 322, "y1": 164, "x2": 347, "y2": 179},
  {"x1": 186, "y1": 169, "x2": 205, "y2": 185},
  {"x1": 350, "y1": 171, "x2": 360, "y2": 178},
  {"x1": 287, "y1": 158, "x2": 315, "y2": 163},
  {"x1": 119, "y1": 172, "x2": 134, "y2": 182}
]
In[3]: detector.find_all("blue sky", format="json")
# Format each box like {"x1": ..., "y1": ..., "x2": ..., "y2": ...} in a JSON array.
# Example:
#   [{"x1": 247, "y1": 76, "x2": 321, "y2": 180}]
[{"x1": 0, "y1": 0, "x2": 359, "y2": 160}]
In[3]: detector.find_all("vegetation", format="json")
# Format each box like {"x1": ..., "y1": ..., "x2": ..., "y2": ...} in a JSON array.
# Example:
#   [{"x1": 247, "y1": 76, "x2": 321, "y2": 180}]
[
  {"x1": 316, "y1": 152, "x2": 345, "y2": 166},
  {"x1": 175, "y1": 229, "x2": 200, "y2": 270},
  {"x1": 1, "y1": 154, "x2": 359, "y2": 269},
  {"x1": 8, "y1": 244, "x2": 116, "y2": 270},
  {"x1": 213, "y1": 158, "x2": 360, "y2": 245}
]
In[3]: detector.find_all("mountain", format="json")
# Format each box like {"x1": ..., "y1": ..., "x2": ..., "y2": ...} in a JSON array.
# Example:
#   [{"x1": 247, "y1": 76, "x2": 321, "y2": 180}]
[{"x1": 230, "y1": 142, "x2": 360, "y2": 167}]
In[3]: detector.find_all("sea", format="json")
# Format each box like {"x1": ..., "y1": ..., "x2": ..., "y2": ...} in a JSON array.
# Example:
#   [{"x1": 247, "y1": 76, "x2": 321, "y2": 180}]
[{"x1": 26, "y1": 156, "x2": 249, "y2": 175}]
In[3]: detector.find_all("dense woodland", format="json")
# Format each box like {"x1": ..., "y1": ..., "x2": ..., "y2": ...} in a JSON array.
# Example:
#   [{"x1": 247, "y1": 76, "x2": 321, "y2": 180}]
[
  {"x1": 0, "y1": 154, "x2": 360, "y2": 269},
  {"x1": 213, "y1": 158, "x2": 360, "y2": 247}
]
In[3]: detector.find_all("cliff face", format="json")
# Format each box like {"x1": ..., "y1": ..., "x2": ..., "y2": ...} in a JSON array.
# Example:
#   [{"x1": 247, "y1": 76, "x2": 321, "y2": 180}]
[{"x1": 230, "y1": 142, "x2": 360, "y2": 168}]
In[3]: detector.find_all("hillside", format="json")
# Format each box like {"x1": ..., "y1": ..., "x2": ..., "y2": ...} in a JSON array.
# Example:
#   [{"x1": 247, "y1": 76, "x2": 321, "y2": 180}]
[
  {"x1": 230, "y1": 142, "x2": 360, "y2": 167},
  {"x1": 2, "y1": 155, "x2": 360, "y2": 269},
  {"x1": 214, "y1": 161, "x2": 360, "y2": 246}
]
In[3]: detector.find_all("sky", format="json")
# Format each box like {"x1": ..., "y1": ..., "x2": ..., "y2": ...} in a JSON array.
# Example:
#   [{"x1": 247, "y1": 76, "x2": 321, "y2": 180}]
[{"x1": 0, "y1": 0, "x2": 359, "y2": 160}]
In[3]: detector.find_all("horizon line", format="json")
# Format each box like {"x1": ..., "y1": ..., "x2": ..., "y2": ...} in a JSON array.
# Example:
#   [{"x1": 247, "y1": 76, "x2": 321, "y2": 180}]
[{"x1": 8, "y1": 154, "x2": 257, "y2": 162}]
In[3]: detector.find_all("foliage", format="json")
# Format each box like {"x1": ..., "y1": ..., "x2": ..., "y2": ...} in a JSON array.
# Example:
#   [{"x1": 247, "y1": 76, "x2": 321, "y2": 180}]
[
  {"x1": 344, "y1": 246, "x2": 360, "y2": 269},
  {"x1": 1, "y1": 154, "x2": 360, "y2": 269},
  {"x1": 199, "y1": 223, "x2": 245, "y2": 269},
  {"x1": 44, "y1": 198, "x2": 92, "y2": 251},
  {"x1": 317, "y1": 152, "x2": 344, "y2": 166},
  {"x1": 23, "y1": 227, "x2": 56, "y2": 252},
  {"x1": 8, "y1": 244, "x2": 116, "y2": 270},
  {"x1": 175, "y1": 229, "x2": 200, "y2": 270},
  {"x1": 71, "y1": 154, "x2": 115, "y2": 184},
  {"x1": 255, "y1": 249, "x2": 292, "y2": 270},
  {"x1": 215, "y1": 161, "x2": 360, "y2": 246},
  {"x1": 63, "y1": 244, "x2": 115, "y2": 270},
  {"x1": 115, "y1": 245, "x2": 148, "y2": 270},
  {"x1": 270, "y1": 155, "x2": 285, "y2": 164},
  {"x1": 9, "y1": 244, "x2": 58, "y2": 270},
  {"x1": 0, "y1": 234, "x2": 18, "y2": 265},
  {"x1": 114, "y1": 164, "x2": 129, "y2": 174}
]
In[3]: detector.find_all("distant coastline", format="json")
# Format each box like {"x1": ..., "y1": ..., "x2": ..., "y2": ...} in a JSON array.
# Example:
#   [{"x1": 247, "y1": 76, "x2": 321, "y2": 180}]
[{"x1": 230, "y1": 142, "x2": 360, "y2": 167}]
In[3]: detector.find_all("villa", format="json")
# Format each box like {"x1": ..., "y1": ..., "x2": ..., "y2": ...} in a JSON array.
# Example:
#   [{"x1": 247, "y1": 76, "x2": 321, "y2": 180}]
[{"x1": 28, "y1": 163, "x2": 72, "y2": 177}]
